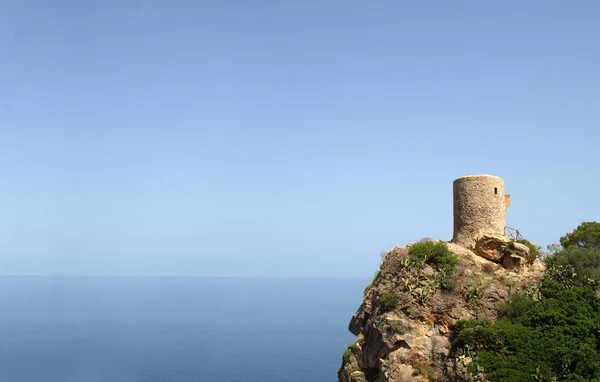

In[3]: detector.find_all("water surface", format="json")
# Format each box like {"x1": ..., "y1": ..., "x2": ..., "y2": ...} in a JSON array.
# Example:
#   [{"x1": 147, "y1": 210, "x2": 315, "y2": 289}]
[{"x1": 0, "y1": 276, "x2": 365, "y2": 381}]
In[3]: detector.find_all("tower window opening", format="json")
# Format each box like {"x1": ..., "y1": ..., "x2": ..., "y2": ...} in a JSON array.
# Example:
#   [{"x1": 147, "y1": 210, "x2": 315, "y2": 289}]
[{"x1": 494, "y1": 187, "x2": 498, "y2": 194}]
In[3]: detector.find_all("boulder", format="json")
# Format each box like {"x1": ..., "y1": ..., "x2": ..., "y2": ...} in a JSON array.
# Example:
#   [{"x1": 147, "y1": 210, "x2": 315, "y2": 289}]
[
  {"x1": 473, "y1": 235, "x2": 531, "y2": 269},
  {"x1": 474, "y1": 234, "x2": 512, "y2": 261},
  {"x1": 500, "y1": 242, "x2": 530, "y2": 269},
  {"x1": 513, "y1": 242, "x2": 531, "y2": 259}
]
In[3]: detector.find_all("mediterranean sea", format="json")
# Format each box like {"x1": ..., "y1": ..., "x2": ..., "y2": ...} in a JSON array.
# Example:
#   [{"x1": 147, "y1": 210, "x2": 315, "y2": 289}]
[{"x1": 0, "y1": 276, "x2": 366, "y2": 381}]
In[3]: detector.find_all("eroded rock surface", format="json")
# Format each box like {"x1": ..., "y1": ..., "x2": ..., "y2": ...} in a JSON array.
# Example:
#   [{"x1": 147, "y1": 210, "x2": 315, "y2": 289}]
[
  {"x1": 473, "y1": 234, "x2": 531, "y2": 269},
  {"x1": 338, "y1": 243, "x2": 544, "y2": 382}
]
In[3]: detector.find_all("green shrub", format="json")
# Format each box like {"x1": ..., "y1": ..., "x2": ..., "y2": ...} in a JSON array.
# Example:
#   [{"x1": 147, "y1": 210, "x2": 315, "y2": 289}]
[
  {"x1": 497, "y1": 293, "x2": 536, "y2": 320},
  {"x1": 379, "y1": 293, "x2": 399, "y2": 312},
  {"x1": 452, "y1": 318, "x2": 494, "y2": 350},
  {"x1": 408, "y1": 242, "x2": 458, "y2": 291},
  {"x1": 342, "y1": 348, "x2": 352, "y2": 367},
  {"x1": 408, "y1": 242, "x2": 458, "y2": 273}
]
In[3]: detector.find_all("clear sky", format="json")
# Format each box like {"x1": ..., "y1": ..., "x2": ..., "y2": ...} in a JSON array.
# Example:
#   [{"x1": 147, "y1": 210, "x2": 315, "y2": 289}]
[{"x1": 1, "y1": 0, "x2": 599, "y2": 276}]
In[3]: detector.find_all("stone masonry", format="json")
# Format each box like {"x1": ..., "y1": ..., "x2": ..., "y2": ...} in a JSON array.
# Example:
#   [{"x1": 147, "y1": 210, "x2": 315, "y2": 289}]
[{"x1": 452, "y1": 174, "x2": 509, "y2": 250}]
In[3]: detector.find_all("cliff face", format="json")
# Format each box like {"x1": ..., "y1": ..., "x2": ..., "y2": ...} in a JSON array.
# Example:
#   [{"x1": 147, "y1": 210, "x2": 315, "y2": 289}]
[{"x1": 338, "y1": 242, "x2": 545, "y2": 382}]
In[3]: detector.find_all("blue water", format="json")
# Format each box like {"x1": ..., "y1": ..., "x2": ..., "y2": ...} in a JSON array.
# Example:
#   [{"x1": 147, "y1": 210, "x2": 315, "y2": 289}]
[{"x1": 0, "y1": 276, "x2": 365, "y2": 381}]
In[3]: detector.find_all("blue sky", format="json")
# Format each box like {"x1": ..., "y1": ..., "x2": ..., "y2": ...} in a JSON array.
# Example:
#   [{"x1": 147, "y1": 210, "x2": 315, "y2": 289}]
[{"x1": 1, "y1": 0, "x2": 599, "y2": 276}]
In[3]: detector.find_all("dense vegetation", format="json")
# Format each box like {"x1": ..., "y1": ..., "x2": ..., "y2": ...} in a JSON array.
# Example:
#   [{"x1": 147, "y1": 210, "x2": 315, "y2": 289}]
[{"x1": 453, "y1": 222, "x2": 600, "y2": 381}]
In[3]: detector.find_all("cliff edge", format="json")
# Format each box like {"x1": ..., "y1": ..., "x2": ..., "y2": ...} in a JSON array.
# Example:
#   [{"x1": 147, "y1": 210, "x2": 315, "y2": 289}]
[{"x1": 337, "y1": 240, "x2": 545, "y2": 382}]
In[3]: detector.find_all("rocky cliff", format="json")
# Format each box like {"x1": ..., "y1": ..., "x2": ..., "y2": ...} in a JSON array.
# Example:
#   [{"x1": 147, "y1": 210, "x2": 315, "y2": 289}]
[{"x1": 337, "y1": 240, "x2": 545, "y2": 382}]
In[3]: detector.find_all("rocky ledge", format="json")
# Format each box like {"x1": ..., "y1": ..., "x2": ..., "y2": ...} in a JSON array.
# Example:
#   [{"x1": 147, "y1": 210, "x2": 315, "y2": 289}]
[{"x1": 338, "y1": 240, "x2": 545, "y2": 382}]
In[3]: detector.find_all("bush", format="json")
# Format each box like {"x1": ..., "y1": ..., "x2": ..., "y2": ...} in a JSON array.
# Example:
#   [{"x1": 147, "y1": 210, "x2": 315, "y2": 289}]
[
  {"x1": 408, "y1": 241, "x2": 458, "y2": 273},
  {"x1": 408, "y1": 242, "x2": 458, "y2": 290},
  {"x1": 452, "y1": 318, "x2": 494, "y2": 350},
  {"x1": 379, "y1": 293, "x2": 399, "y2": 312},
  {"x1": 342, "y1": 348, "x2": 352, "y2": 367},
  {"x1": 497, "y1": 293, "x2": 536, "y2": 320}
]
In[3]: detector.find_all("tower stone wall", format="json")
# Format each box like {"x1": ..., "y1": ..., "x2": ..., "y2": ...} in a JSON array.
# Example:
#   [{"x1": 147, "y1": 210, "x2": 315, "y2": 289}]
[{"x1": 452, "y1": 174, "x2": 507, "y2": 249}]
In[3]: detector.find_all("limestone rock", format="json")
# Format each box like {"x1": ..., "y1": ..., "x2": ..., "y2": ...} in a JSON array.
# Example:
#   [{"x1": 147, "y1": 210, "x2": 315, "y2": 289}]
[
  {"x1": 471, "y1": 234, "x2": 531, "y2": 269},
  {"x1": 474, "y1": 234, "x2": 511, "y2": 262},
  {"x1": 349, "y1": 371, "x2": 367, "y2": 382},
  {"x1": 513, "y1": 242, "x2": 531, "y2": 258},
  {"x1": 421, "y1": 266, "x2": 435, "y2": 278},
  {"x1": 337, "y1": 243, "x2": 544, "y2": 382},
  {"x1": 383, "y1": 362, "x2": 419, "y2": 382}
]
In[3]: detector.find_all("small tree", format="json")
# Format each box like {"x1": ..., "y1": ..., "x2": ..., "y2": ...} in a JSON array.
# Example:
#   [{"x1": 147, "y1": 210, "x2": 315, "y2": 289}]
[
  {"x1": 559, "y1": 221, "x2": 600, "y2": 251},
  {"x1": 546, "y1": 246, "x2": 600, "y2": 287},
  {"x1": 543, "y1": 222, "x2": 600, "y2": 288}
]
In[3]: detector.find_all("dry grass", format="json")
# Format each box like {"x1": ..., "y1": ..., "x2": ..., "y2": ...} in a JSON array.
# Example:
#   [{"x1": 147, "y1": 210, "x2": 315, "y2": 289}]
[{"x1": 482, "y1": 261, "x2": 498, "y2": 274}]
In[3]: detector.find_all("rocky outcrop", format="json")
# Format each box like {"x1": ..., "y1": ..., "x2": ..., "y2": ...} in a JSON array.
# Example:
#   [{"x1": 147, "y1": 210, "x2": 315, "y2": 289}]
[
  {"x1": 473, "y1": 234, "x2": 531, "y2": 269},
  {"x1": 338, "y1": 242, "x2": 545, "y2": 382}
]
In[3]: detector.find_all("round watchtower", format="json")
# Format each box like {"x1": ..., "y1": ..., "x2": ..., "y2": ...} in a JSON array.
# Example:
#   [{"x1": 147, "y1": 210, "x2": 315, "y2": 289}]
[{"x1": 452, "y1": 174, "x2": 507, "y2": 249}]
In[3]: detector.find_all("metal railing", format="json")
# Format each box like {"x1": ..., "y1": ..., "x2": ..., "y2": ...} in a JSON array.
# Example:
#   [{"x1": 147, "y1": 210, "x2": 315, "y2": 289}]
[{"x1": 505, "y1": 226, "x2": 522, "y2": 240}]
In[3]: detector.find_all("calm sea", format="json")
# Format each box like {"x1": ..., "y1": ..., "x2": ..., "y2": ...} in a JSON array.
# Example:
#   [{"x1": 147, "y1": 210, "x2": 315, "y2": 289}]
[{"x1": 0, "y1": 276, "x2": 366, "y2": 382}]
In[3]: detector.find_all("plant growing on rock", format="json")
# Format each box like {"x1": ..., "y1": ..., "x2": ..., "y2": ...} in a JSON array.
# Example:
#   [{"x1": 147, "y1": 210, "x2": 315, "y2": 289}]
[
  {"x1": 434, "y1": 266, "x2": 456, "y2": 291},
  {"x1": 342, "y1": 348, "x2": 352, "y2": 367},
  {"x1": 408, "y1": 241, "x2": 458, "y2": 271},
  {"x1": 416, "y1": 283, "x2": 436, "y2": 304},
  {"x1": 463, "y1": 278, "x2": 487, "y2": 303},
  {"x1": 406, "y1": 241, "x2": 458, "y2": 290},
  {"x1": 379, "y1": 293, "x2": 399, "y2": 312}
]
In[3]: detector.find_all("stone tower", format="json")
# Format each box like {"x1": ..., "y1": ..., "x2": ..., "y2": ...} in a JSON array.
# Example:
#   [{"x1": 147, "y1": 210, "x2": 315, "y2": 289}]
[{"x1": 452, "y1": 174, "x2": 510, "y2": 249}]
